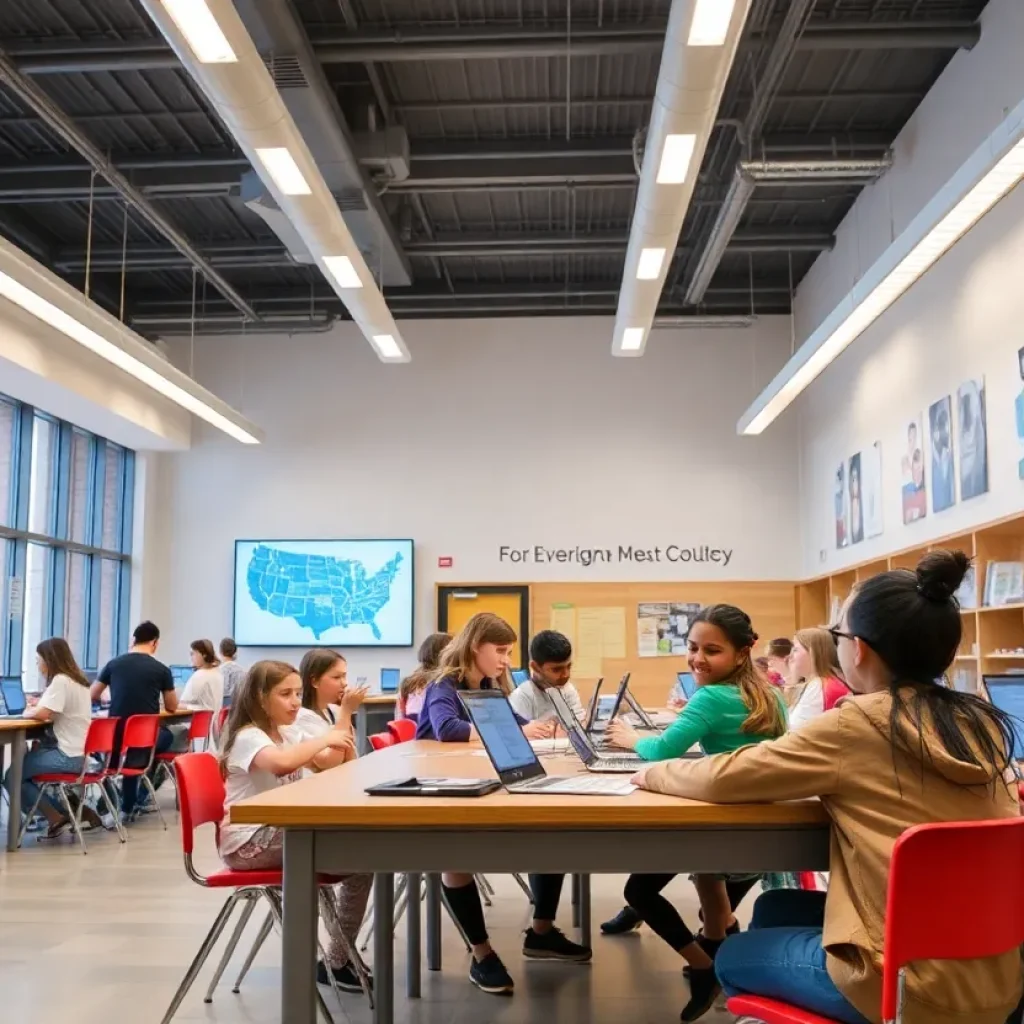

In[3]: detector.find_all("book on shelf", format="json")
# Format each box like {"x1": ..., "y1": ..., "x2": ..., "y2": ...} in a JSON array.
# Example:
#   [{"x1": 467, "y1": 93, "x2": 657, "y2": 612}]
[
  {"x1": 955, "y1": 563, "x2": 978, "y2": 610},
  {"x1": 983, "y1": 561, "x2": 1024, "y2": 607}
]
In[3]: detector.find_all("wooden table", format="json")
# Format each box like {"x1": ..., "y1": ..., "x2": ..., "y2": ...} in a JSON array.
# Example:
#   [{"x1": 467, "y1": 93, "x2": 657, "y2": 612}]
[
  {"x1": 232, "y1": 740, "x2": 831, "y2": 1024},
  {"x1": 354, "y1": 696, "x2": 398, "y2": 754}
]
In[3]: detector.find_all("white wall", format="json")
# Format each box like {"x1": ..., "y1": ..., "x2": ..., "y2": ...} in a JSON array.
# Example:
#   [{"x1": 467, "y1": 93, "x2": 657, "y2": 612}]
[
  {"x1": 144, "y1": 315, "x2": 801, "y2": 678},
  {"x1": 797, "y1": 176, "x2": 1024, "y2": 578}
]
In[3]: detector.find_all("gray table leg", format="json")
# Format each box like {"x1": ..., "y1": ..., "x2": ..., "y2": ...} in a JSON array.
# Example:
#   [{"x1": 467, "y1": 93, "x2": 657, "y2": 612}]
[
  {"x1": 571, "y1": 873, "x2": 581, "y2": 929},
  {"x1": 281, "y1": 831, "x2": 317, "y2": 1024},
  {"x1": 425, "y1": 873, "x2": 442, "y2": 971},
  {"x1": 578, "y1": 873, "x2": 592, "y2": 949},
  {"x1": 7, "y1": 731, "x2": 26, "y2": 852},
  {"x1": 406, "y1": 872, "x2": 421, "y2": 998},
  {"x1": 373, "y1": 873, "x2": 395, "y2": 1024},
  {"x1": 356, "y1": 707, "x2": 369, "y2": 755}
]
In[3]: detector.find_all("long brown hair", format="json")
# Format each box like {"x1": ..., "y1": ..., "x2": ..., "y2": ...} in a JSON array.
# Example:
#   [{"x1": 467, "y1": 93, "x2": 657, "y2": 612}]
[
  {"x1": 401, "y1": 632, "x2": 452, "y2": 701},
  {"x1": 219, "y1": 660, "x2": 297, "y2": 776},
  {"x1": 36, "y1": 637, "x2": 89, "y2": 688},
  {"x1": 793, "y1": 627, "x2": 845, "y2": 683},
  {"x1": 299, "y1": 649, "x2": 346, "y2": 718},
  {"x1": 691, "y1": 605, "x2": 786, "y2": 737},
  {"x1": 433, "y1": 613, "x2": 516, "y2": 694},
  {"x1": 191, "y1": 638, "x2": 220, "y2": 668}
]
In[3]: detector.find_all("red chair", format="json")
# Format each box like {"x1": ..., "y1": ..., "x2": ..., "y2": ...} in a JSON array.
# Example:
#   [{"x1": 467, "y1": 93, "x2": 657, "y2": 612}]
[
  {"x1": 387, "y1": 719, "x2": 415, "y2": 744},
  {"x1": 727, "y1": 817, "x2": 1024, "y2": 1024},
  {"x1": 154, "y1": 710, "x2": 215, "y2": 789},
  {"x1": 160, "y1": 753, "x2": 371, "y2": 1022},
  {"x1": 369, "y1": 732, "x2": 396, "y2": 751},
  {"x1": 17, "y1": 716, "x2": 126, "y2": 853},
  {"x1": 214, "y1": 706, "x2": 230, "y2": 740},
  {"x1": 112, "y1": 714, "x2": 168, "y2": 831}
]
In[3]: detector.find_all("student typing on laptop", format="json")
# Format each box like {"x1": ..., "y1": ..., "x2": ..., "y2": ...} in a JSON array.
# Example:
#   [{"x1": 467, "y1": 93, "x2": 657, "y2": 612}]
[
  {"x1": 508, "y1": 630, "x2": 586, "y2": 725},
  {"x1": 415, "y1": 613, "x2": 590, "y2": 995}
]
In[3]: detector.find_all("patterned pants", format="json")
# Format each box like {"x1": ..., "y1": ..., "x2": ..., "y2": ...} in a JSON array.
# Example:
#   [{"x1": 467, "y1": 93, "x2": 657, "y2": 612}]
[{"x1": 223, "y1": 826, "x2": 372, "y2": 968}]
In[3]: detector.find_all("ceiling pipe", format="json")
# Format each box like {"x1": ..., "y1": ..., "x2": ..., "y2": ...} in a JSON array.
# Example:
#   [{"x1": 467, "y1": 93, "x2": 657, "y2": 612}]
[{"x1": 134, "y1": 312, "x2": 337, "y2": 336}]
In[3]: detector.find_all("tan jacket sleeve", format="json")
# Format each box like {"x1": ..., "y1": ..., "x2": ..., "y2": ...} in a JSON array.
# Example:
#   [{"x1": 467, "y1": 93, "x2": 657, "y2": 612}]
[{"x1": 642, "y1": 705, "x2": 847, "y2": 803}]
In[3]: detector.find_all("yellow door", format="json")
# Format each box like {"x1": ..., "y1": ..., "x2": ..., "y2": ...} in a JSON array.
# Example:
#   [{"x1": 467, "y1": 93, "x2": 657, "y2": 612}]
[{"x1": 439, "y1": 587, "x2": 528, "y2": 667}]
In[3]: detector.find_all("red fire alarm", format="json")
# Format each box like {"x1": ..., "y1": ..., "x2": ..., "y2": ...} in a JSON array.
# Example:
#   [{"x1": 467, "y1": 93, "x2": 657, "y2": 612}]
[{"x1": 438, "y1": 556, "x2": 453, "y2": 568}]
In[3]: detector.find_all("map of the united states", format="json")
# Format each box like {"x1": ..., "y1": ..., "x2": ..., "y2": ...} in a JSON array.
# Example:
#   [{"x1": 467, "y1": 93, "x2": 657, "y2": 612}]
[{"x1": 246, "y1": 544, "x2": 404, "y2": 641}]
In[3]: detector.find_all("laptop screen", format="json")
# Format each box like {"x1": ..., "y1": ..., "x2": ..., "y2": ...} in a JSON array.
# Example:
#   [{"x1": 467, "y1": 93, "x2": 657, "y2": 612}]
[
  {"x1": 511, "y1": 669, "x2": 529, "y2": 686},
  {"x1": 983, "y1": 676, "x2": 1024, "y2": 760},
  {"x1": 606, "y1": 673, "x2": 632, "y2": 723},
  {"x1": 169, "y1": 665, "x2": 192, "y2": 687},
  {"x1": 1, "y1": 678, "x2": 26, "y2": 716},
  {"x1": 584, "y1": 678, "x2": 604, "y2": 730},
  {"x1": 546, "y1": 687, "x2": 596, "y2": 761},
  {"x1": 462, "y1": 693, "x2": 539, "y2": 775},
  {"x1": 380, "y1": 668, "x2": 400, "y2": 693},
  {"x1": 677, "y1": 672, "x2": 697, "y2": 699}
]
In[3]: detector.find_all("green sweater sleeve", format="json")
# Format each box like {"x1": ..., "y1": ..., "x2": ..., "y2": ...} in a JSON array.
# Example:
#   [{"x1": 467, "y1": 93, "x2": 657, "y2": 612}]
[{"x1": 634, "y1": 692, "x2": 714, "y2": 761}]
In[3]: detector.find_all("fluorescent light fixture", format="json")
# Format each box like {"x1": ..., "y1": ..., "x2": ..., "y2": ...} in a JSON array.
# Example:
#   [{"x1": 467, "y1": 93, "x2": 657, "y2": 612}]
[
  {"x1": 0, "y1": 269, "x2": 261, "y2": 444},
  {"x1": 620, "y1": 327, "x2": 646, "y2": 352},
  {"x1": 372, "y1": 334, "x2": 404, "y2": 360},
  {"x1": 255, "y1": 147, "x2": 311, "y2": 196},
  {"x1": 688, "y1": 0, "x2": 738, "y2": 46},
  {"x1": 738, "y1": 131, "x2": 1024, "y2": 436},
  {"x1": 637, "y1": 247, "x2": 667, "y2": 280},
  {"x1": 322, "y1": 254, "x2": 363, "y2": 290},
  {"x1": 656, "y1": 134, "x2": 697, "y2": 185},
  {"x1": 161, "y1": 0, "x2": 237, "y2": 63}
]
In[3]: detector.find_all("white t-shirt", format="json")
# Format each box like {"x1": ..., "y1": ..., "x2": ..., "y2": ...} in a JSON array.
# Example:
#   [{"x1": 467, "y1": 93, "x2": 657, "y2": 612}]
[
  {"x1": 220, "y1": 723, "x2": 301, "y2": 855},
  {"x1": 788, "y1": 678, "x2": 825, "y2": 732},
  {"x1": 181, "y1": 667, "x2": 224, "y2": 711},
  {"x1": 36, "y1": 673, "x2": 92, "y2": 758},
  {"x1": 292, "y1": 705, "x2": 341, "y2": 740},
  {"x1": 509, "y1": 679, "x2": 586, "y2": 723}
]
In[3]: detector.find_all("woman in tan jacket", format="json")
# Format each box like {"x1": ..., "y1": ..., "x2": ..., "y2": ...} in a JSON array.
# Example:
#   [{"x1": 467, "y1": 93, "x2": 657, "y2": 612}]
[{"x1": 633, "y1": 550, "x2": 1022, "y2": 1024}]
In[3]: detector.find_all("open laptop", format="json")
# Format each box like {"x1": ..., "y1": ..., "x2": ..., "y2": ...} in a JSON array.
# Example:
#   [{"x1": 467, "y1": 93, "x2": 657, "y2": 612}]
[
  {"x1": 589, "y1": 673, "x2": 631, "y2": 736},
  {"x1": 0, "y1": 677, "x2": 27, "y2": 718},
  {"x1": 545, "y1": 686, "x2": 645, "y2": 773},
  {"x1": 982, "y1": 675, "x2": 1024, "y2": 762},
  {"x1": 380, "y1": 667, "x2": 400, "y2": 694},
  {"x1": 676, "y1": 672, "x2": 698, "y2": 700},
  {"x1": 459, "y1": 690, "x2": 634, "y2": 796},
  {"x1": 510, "y1": 669, "x2": 529, "y2": 687},
  {"x1": 622, "y1": 689, "x2": 662, "y2": 732},
  {"x1": 583, "y1": 678, "x2": 604, "y2": 731}
]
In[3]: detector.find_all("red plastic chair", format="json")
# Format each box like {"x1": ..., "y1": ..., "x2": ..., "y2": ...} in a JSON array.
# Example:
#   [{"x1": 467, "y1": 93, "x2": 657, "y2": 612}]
[
  {"x1": 160, "y1": 753, "x2": 371, "y2": 1022},
  {"x1": 18, "y1": 716, "x2": 125, "y2": 853},
  {"x1": 727, "y1": 817, "x2": 1024, "y2": 1024},
  {"x1": 369, "y1": 732, "x2": 396, "y2": 751},
  {"x1": 113, "y1": 713, "x2": 168, "y2": 831},
  {"x1": 387, "y1": 719, "x2": 416, "y2": 744},
  {"x1": 154, "y1": 710, "x2": 215, "y2": 791}
]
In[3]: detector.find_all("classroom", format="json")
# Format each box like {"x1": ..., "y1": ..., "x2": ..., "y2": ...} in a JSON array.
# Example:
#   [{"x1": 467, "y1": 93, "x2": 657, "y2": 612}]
[{"x1": 0, "y1": 1, "x2": 1023, "y2": 1023}]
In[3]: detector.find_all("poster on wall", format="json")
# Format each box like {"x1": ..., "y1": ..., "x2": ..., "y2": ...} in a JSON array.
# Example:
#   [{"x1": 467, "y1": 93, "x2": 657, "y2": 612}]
[
  {"x1": 957, "y1": 377, "x2": 989, "y2": 501},
  {"x1": 863, "y1": 441, "x2": 883, "y2": 539},
  {"x1": 834, "y1": 462, "x2": 849, "y2": 549},
  {"x1": 1016, "y1": 347, "x2": 1024, "y2": 480},
  {"x1": 928, "y1": 396, "x2": 956, "y2": 513},
  {"x1": 901, "y1": 416, "x2": 927, "y2": 524},
  {"x1": 637, "y1": 602, "x2": 701, "y2": 658},
  {"x1": 848, "y1": 452, "x2": 864, "y2": 545}
]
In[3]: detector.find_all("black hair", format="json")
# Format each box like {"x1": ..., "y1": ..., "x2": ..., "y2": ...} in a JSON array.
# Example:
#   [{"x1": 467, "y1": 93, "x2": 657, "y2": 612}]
[
  {"x1": 133, "y1": 621, "x2": 160, "y2": 645},
  {"x1": 692, "y1": 604, "x2": 758, "y2": 649},
  {"x1": 530, "y1": 630, "x2": 572, "y2": 665},
  {"x1": 848, "y1": 550, "x2": 1015, "y2": 780},
  {"x1": 220, "y1": 637, "x2": 238, "y2": 659}
]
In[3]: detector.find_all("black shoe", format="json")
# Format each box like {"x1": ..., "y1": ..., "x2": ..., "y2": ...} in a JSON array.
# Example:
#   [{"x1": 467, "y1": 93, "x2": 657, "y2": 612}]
[
  {"x1": 600, "y1": 906, "x2": 642, "y2": 935},
  {"x1": 317, "y1": 960, "x2": 371, "y2": 993},
  {"x1": 683, "y1": 920, "x2": 741, "y2": 977},
  {"x1": 522, "y1": 927, "x2": 592, "y2": 962},
  {"x1": 679, "y1": 966, "x2": 721, "y2": 1021},
  {"x1": 469, "y1": 951, "x2": 514, "y2": 995}
]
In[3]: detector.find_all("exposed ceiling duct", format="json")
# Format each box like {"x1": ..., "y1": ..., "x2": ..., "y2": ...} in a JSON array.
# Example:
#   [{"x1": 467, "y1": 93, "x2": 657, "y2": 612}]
[
  {"x1": 611, "y1": 0, "x2": 753, "y2": 357},
  {"x1": 138, "y1": 0, "x2": 410, "y2": 362}
]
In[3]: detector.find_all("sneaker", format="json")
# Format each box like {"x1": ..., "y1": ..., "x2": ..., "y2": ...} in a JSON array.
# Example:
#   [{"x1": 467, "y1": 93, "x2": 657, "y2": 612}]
[
  {"x1": 679, "y1": 966, "x2": 721, "y2": 1022},
  {"x1": 683, "y1": 921, "x2": 740, "y2": 977},
  {"x1": 469, "y1": 951, "x2": 514, "y2": 995},
  {"x1": 600, "y1": 906, "x2": 642, "y2": 935},
  {"x1": 316, "y1": 961, "x2": 371, "y2": 993},
  {"x1": 42, "y1": 819, "x2": 71, "y2": 840},
  {"x1": 522, "y1": 927, "x2": 592, "y2": 962}
]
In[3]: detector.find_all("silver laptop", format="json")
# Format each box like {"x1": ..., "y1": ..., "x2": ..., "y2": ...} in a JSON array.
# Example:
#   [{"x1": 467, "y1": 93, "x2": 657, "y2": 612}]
[
  {"x1": 545, "y1": 686, "x2": 645, "y2": 773},
  {"x1": 589, "y1": 672, "x2": 631, "y2": 736},
  {"x1": 459, "y1": 690, "x2": 634, "y2": 796}
]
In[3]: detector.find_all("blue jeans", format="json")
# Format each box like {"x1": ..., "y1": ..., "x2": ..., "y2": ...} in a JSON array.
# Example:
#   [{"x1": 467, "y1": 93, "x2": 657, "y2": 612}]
[
  {"x1": 716, "y1": 890, "x2": 872, "y2": 1024},
  {"x1": 3, "y1": 745, "x2": 85, "y2": 820}
]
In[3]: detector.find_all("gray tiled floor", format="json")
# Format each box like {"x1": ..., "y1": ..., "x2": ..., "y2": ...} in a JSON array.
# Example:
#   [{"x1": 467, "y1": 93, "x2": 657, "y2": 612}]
[{"x1": 0, "y1": 798, "x2": 746, "y2": 1024}]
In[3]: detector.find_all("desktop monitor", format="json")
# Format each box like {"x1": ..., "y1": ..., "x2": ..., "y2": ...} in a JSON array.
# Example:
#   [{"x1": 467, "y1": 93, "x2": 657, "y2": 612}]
[
  {"x1": 169, "y1": 665, "x2": 193, "y2": 687},
  {"x1": 677, "y1": 672, "x2": 697, "y2": 700},
  {"x1": 982, "y1": 675, "x2": 1024, "y2": 761},
  {"x1": 510, "y1": 669, "x2": 529, "y2": 687},
  {"x1": 0, "y1": 678, "x2": 26, "y2": 716},
  {"x1": 380, "y1": 668, "x2": 401, "y2": 693}
]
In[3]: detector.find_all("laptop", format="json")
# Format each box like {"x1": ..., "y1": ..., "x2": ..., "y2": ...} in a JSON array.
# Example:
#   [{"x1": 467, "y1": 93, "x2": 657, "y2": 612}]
[
  {"x1": 545, "y1": 686, "x2": 645, "y2": 773},
  {"x1": 0, "y1": 677, "x2": 27, "y2": 718},
  {"x1": 380, "y1": 668, "x2": 401, "y2": 693},
  {"x1": 622, "y1": 689, "x2": 662, "y2": 732},
  {"x1": 676, "y1": 672, "x2": 698, "y2": 700},
  {"x1": 459, "y1": 690, "x2": 635, "y2": 796},
  {"x1": 511, "y1": 669, "x2": 529, "y2": 687},
  {"x1": 589, "y1": 673, "x2": 631, "y2": 735},
  {"x1": 583, "y1": 678, "x2": 604, "y2": 731},
  {"x1": 169, "y1": 664, "x2": 193, "y2": 687},
  {"x1": 982, "y1": 675, "x2": 1024, "y2": 761}
]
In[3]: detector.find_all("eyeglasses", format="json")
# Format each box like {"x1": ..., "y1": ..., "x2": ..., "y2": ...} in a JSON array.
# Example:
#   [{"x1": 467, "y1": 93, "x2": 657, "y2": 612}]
[{"x1": 825, "y1": 626, "x2": 856, "y2": 645}]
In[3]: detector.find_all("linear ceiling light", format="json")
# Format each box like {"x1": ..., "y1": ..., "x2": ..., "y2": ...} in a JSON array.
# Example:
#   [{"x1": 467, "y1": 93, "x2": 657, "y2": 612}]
[
  {"x1": 619, "y1": 327, "x2": 647, "y2": 353},
  {"x1": 637, "y1": 247, "x2": 668, "y2": 280},
  {"x1": 254, "y1": 147, "x2": 311, "y2": 196},
  {"x1": 322, "y1": 254, "x2": 363, "y2": 290},
  {"x1": 160, "y1": 0, "x2": 237, "y2": 63},
  {"x1": 738, "y1": 117, "x2": 1024, "y2": 435},
  {"x1": 656, "y1": 133, "x2": 698, "y2": 185},
  {"x1": 371, "y1": 334, "x2": 405, "y2": 361},
  {"x1": 688, "y1": 0, "x2": 739, "y2": 46}
]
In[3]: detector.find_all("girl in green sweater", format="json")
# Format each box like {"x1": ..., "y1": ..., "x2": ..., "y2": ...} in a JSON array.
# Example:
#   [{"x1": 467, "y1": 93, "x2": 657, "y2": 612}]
[{"x1": 601, "y1": 604, "x2": 788, "y2": 1022}]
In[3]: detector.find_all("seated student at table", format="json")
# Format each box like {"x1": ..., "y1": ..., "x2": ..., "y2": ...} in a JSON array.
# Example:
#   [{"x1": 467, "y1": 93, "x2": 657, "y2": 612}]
[
  {"x1": 165, "y1": 639, "x2": 225, "y2": 755},
  {"x1": 396, "y1": 632, "x2": 450, "y2": 722},
  {"x1": 787, "y1": 627, "x2": 850, "y2": 731},
  {"x1": 601, "y1": 604, "x2": 787, "y2": 1022},
  {"x1": 416, "y1": 612, "x2": 590, "y2": 994},
  {"x1": 293, "y1": 649, "x2": 366, "y2": 769},
  {"x1": 632, "y1": 551, "x2": 1023, "y2": 1024},
  {"x1": 508, "y1": 630, "x2": 586, "y2": 724},
  {"x1": 219, "y1": 660, "x2": 372, "y2": 993},
  {"x1": 4, "y1": 638, "x2": 102, "y2": 838},
  {"x1": 218, "y1": 637, "x2": 247, "y2": 707}
]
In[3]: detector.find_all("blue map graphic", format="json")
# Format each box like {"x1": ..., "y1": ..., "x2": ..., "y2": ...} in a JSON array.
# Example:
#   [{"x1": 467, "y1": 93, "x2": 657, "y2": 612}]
[{"x1": 246, "y1": 544, "x2": 404, "y2": 641}]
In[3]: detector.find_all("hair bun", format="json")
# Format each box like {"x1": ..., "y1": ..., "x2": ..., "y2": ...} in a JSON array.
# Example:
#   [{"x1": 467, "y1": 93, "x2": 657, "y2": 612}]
[{"x1": 916, "y1": 549, "x2": 971, "y2": 604}]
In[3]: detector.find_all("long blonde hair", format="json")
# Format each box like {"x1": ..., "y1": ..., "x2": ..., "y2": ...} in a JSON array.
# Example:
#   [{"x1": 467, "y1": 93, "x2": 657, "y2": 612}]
[
  {"x1": 793, "y1": 627, "x2": 845, "y2": 683},
  {"x1": 401, "y1": 632, "x2": 452, "y2": 701},
  {"x1": 219, "y1": 660, "x2": 297, "y2": 776},
  {"x1": 433, "y1": 613, "x2": 516, "y2": 694}
]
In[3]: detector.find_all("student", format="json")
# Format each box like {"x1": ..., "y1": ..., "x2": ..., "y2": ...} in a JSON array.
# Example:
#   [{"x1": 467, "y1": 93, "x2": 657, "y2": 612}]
[
  {"x1": 602, "y1": 604, "x2": 787, "y2": 1021},
  {"x1": 180, "y1": 640, "x2": 224, "y2": 711},
  {"x1": 4, "y1": 638, "x2": 101, "y2": 838},
  {"x1": 415, "y1": 612, "x2": 590, "y2": 994},
  {"x1": 293, "y1": 649, "x2": 367, "y2": 769},
  {"x1": 219, "y1": 660, "x2": 371, "y2": 992},
  {"x1": 632, "y1": 551, "x2": 1023, "y2": 1024},
  {"x1": 763, "y1": 637, "x2": 793, "y2": 687},
  {"x1": 508, "y1": 630, "x2": 585, "y2": 723},
  {"x1": 92, "y1": 621, "x2": 178, "y2": 821},
  {"x1": 396, "y1": 632, "x2": 450, "y2": 722},
  {"x1": 218, "y1": 638, "x2": 246, "y2": 707},
  {"x1": 787, "y1": 627, "x2": 850, "y2": 731}
]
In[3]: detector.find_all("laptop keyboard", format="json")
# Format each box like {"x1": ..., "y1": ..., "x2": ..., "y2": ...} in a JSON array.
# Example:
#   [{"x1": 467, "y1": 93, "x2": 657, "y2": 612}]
[
  {"x1": 594, "y1": 758, "x2": 641, "y2": 771},
  {"x1": 521, "y1": 775, "x2": 629, "y2": 794}
]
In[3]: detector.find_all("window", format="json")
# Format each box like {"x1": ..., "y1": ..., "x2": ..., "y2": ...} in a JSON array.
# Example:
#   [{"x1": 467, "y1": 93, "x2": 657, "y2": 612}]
[
  {"x1": 21, "y1": 543, "x2": 50, "y2": 692},
  {"x1": 0, "y1": 539, "x2": 9, "y2": 672},
  {"x1": 64, "y1": 552, "x2": 88, "y2": 664},
  {"x1": 27, "y1": 414, "x2": 57, "y2": 536},
  {"x1": 97, "y1": 558, "x2": 119, "y2": 670},
  {"x1": 101, "y1": 443, "x2": 125, "y2": 552},
  {"x1": 0, "y1": 399, "x2": 13, "y2": 527},
  {"x1": 69, "y1": 430, "x2": 91, "y2": 544}
]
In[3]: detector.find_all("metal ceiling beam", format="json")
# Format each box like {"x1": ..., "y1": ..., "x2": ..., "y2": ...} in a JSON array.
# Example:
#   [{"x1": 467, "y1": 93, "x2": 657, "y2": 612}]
[{"x1": 0, "y1": 164, "x2": 241, "y2": 204}]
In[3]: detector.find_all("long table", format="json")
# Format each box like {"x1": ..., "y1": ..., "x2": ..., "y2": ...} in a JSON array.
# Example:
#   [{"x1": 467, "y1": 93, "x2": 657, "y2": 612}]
[{"x1": 232, "y1": 740, "x2": 832, "y2": 1024}]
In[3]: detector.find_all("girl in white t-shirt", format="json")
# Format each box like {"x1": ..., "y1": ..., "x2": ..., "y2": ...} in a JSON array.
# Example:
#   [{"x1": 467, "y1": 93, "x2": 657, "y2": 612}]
[
  {"x1": 3, "y1": 638, "x2": 98, "y2": 838},
  {"x1": 218, "y1": 660, "x2": 370, "y2": 993},
  {"x1": 294, "y1": 650, "x2": 367, "y2": 765}
]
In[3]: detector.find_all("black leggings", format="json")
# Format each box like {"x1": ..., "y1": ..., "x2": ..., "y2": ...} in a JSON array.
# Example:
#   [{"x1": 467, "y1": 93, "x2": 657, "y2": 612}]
[
  {"x1": 623, "y1": 873, "x2": 758, "y2": 952},
  {"x1": 442, "y1": 874, "x2": 566, "y2": 946}
]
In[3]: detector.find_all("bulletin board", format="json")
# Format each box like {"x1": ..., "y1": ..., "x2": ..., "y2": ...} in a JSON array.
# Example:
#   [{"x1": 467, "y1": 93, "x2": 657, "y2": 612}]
[{"x1": 529, "y1": 581, "x2": 797, "y2": 708}]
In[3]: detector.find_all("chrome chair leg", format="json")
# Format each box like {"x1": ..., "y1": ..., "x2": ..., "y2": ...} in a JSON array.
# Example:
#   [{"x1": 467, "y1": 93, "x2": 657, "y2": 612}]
[
  {"x1": 319, "y1": 887, "x2": 374, "y2": 1010},
  {"x1": 513, "y1": 873, "x2": 534, "y2": 901},
  {"x1": 95, "y1": 778, "x2": 127, "y2": 842},
  {"x1": 57, "y1": 784, "x2": 88, "y2": 854},
  {"x1": 203, "y1": 892, "x2": 258, "y2": 1002},
  {"x1": 232, "y1": 909, "x2": 273, "y2": 993},
  {"x1": 140, "y1": 774, "x2": 168, "y2": 830}
]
